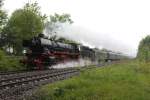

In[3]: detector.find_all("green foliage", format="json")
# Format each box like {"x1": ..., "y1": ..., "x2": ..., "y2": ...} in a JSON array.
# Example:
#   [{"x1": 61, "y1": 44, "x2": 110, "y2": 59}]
[
  {"x1": 137, "y1": 35, "x2": 150, "y2": 62},
  {"x1": 0, "y1": 0, "x2": 7, "y2": 32},
  {"x1": 2, "y1": 2, "x2": 45, "y2": 55},
  {"x1": 28, "y1": 61, "x2": 150, "y2": 100},
  {"x1": 0, "y1": 49, "x2": 5, "y2": 60},
  {"x1": 50, "y1": 13, "x2": 73, "y2": 24},
  {"x1": 0, "y1": 50, "x2": 23, "y2": 71}
]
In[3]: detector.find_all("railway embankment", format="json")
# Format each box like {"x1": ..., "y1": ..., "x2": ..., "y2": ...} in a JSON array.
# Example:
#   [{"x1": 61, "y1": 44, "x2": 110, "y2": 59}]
[
  {"x1": 28, "y1": 60, "x2": 150, "y2": 100},
  {"x1": 0, "y1": 68, "x2": 79, "y2": 100}
]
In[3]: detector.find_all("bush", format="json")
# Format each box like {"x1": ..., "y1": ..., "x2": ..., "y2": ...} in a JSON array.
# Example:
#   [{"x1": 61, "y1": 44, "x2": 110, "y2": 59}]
[
  {"x1": 0, "y1": 50, "x2": 5, "y2": 60},
  {"x1": 137, "y1": 35, "x2": 150, "y2": 62},
  {"x1": 0, "y1": 50, "x2": 24, "y2": 71}
]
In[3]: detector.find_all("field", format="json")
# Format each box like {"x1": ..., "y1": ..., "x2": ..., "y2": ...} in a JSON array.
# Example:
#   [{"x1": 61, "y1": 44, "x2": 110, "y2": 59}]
[{"x1": 29, "y1": 61, "x2": 150, "y2": 100}]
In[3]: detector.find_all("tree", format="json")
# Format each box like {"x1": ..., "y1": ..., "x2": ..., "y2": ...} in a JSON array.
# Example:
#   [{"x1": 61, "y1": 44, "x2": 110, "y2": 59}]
[
  {"x1": 44, "y1": 13, "x2": 73, "y2": 40},
  {"x1": 137, "y1": 35, "x2": 150, "y2": 62},
  {"x1": 50, "y1": 13, "x2": 73, "y2": 23},
  {"x1": 2, "y1": 2, "x2": 46, "y2": 55},
  {"x1": 0, "y1": 0, "x2": 7, "y2": 32},
  {"x1": 0, "y1": 0, "x2": 7, "y2": 49}
]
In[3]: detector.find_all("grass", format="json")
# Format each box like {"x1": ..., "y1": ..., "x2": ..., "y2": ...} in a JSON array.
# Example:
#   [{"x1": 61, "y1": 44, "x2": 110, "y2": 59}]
[
  {"x1": 0, "y1": 56, "x2": 24, "y2": 71},
  {"x1": 28, "y1": 60, "x2": 150, "y2": 100},
  {"x1": 0, "y1": 50, "x2": 24, "y2": 71}
]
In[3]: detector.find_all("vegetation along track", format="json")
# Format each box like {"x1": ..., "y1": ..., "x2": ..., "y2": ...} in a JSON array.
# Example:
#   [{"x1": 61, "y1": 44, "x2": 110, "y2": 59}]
[{"x1": 0, "y1": 68, "x2": 79, "y2": 100}]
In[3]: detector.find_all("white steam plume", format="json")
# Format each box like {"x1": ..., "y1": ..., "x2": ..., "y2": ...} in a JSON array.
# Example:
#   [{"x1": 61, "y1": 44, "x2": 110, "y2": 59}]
[{"x1": 43, "y1": 22, "x2": 133, "y2": 57}]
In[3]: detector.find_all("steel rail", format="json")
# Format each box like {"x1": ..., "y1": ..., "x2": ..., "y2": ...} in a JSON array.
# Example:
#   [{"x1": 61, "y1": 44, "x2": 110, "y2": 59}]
[{"x1": 0, "y1": 68, "x2": 79, "y2": 100}]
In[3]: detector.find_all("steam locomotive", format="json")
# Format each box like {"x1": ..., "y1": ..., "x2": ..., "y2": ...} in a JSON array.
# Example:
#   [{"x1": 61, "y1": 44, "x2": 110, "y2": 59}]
[{"x1": 21, "y1": 34, "x2": 126, "y2": 70}]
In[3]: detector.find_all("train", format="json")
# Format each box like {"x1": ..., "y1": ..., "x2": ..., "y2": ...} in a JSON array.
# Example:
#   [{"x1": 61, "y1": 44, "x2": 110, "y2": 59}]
[{"x1": 21, "y1": 34, "x2": 127, "y2": 70}]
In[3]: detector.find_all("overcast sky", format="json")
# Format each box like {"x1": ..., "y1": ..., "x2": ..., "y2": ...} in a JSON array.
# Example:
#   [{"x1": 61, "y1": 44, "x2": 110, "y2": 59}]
[{"x1": 3, "y1": 0, "x2": 150, "y2": 57}]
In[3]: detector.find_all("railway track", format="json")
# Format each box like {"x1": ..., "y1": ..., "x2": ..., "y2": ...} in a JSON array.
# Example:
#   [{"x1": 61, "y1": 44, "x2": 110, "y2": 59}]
[
  {"x1": 0, "y1": 63, "x2": 112, "y2": 100},
  {"x1": 0, "y1": 68, "x2": 79, "y2": 100}
]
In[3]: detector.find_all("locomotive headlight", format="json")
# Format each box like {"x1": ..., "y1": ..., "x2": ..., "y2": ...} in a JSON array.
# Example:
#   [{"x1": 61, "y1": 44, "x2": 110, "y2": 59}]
[{"x1": 23, "y1": 49, "x2": 26, "y2": 54}]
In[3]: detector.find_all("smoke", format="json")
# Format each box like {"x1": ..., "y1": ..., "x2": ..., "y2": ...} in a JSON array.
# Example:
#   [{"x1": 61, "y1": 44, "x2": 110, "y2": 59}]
[
  {"x1": 43, "y1": 22, "x2": 134, "y2": 57},
  {"x1": 51, "y1": 59, "x2": 96, "y2": 69}
]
